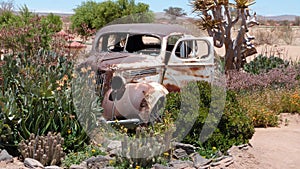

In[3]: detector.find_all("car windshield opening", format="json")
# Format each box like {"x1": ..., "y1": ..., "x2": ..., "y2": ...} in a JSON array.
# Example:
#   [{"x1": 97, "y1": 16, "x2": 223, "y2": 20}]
[{"x1": 99, "y1": 33, "x2": 161, "y2": 56}]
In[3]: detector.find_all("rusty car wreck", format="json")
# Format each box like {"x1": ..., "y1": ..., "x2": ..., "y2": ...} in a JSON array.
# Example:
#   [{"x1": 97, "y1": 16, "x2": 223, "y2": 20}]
[{"x1": 81, "y1": 23, "x2": 215, "y2": 126}]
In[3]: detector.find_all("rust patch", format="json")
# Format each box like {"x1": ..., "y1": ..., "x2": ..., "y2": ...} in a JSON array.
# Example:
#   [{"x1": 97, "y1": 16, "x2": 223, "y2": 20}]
[
  {"x1": 193, "y1": 74, "x2": 210, "y2": 78},
  {"x1": 189, "y1": 66, "x2": 205, "y2": 71},
  {"x1": 164, "y1": 83, "x2": 180, "y2": 92}
]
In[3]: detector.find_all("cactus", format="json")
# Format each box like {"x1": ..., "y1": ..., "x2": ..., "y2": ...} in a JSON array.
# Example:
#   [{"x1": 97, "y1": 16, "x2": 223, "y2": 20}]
[{"x1": 18, "y1": 132, "x2": 65, "y2": 166}]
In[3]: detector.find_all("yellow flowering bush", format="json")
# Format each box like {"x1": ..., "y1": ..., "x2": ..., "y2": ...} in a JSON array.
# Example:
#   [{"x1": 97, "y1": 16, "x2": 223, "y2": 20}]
[{"x1": 238, "y1": 90, "x2": 279, "y2": 127}]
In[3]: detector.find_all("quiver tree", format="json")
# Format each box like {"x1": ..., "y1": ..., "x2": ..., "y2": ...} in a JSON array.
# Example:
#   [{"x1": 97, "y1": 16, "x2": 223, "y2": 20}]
[{"x1": 192, "y1": 0, "x2": 259, "y2": 71}]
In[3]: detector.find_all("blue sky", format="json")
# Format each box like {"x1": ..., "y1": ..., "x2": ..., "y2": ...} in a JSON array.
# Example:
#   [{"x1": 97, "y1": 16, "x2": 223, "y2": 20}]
[{"x1": 13, "y1": 0, "x2": 300, "y2": 16}]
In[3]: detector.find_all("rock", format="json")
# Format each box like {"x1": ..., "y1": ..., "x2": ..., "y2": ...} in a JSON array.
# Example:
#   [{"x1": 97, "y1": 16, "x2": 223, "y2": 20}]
[
  {"x1": 71, "y1": 164, "x2": 86, "y2": 169},
  {"x1": 84, "y1": 155, "x2": 112, "y2": 168},
  {"x1": 211, "y1": 156, "x2": 234, "y2": 167},
  {"x1": 0, "y1": 149, "x2": 13, "y2": 162},
  {"x1": 192, "y1": 153, "x2": 212, "y2": 168},
  {"x1": 213, "y1": 155, "x2": 225, "y2": 162},
  {"x1": 152, "y1": 164, "x2": 174, "y2": 169},
  {"x1": 172, "y1": 142, "x2": 196, "y2": 154},
  {"x1": 70, "y1": 164, "x2": 86, "y2": 169},
  {"x1": 237, "y1": 144, "x2": 250, "y2": 150},
  {"x1": 173, "y1": 148, "x2": 188, "y2": 159},
  {"x1": 107, "y1": 140, "x2": 122, "y2": 152},
  {"x1": 109, "y1": 148, "x2": 122, "y2": 156},
  {"x1": 24, "y1": 158, "x2": 44, "y2": 169},
  {"x1": 169, "y1": 160, "x2": 193, "y2": 169},
  {"x1": 45, "y1": 166, "x2": 61, "y2": 169},
  {"x1": 197, "y1": 164, "x2": 210, "y2": 169}
]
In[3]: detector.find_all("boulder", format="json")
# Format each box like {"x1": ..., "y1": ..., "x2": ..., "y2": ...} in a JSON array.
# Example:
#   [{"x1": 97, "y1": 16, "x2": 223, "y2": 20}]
[
  {"x1": 0, "y1": 149, "x2": 13, "y2": 162},
  {"x1": 192, "y1": 153, "x2": 212, "y2": 168},
  {"x1": 24, "y1": 158, "x2": 44, "y2": 169}
]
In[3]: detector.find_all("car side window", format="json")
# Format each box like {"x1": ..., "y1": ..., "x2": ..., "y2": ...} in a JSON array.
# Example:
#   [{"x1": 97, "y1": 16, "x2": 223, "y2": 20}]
[
  {"x1": 167, "y1": 35, "x2": 182, "y2": 52},
  {"x1": 97, "y1": 33, "x2": 127, "y2": 52},
  {"x1": 174, "y1": 39, "x2": 209, "y2": 59}
]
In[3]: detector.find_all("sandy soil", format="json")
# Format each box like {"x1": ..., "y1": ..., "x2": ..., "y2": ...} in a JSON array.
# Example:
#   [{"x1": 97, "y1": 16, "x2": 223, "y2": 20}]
[
  {"x1": 228, "y1": 113, "x2": 300, "y2": 169},
  {"x1": 215, "y1": 44, "x2": 300, "y2": 63}
]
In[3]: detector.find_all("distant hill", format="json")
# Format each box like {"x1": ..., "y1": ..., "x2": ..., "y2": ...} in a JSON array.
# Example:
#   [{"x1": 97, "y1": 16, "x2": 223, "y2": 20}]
[
  {"x1": 30, "y1": 11, "x2": 299, "y2": 22},
  {"x1": 33, "y1": 12, "x2": 73, "y2": 17},
  {"x1": 257, "y1": 15, "x2": 298, "y2": 21}
]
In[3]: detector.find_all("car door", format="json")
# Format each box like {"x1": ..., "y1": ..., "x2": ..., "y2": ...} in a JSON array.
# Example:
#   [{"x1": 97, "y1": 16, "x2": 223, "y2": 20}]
[{"x1": 162, "y1": 37, "x2": 214, "y2": 91}]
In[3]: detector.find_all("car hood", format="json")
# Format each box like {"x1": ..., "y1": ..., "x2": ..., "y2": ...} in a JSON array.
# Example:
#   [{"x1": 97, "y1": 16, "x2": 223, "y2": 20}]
[{"x1": 82, "y1": 52, "x2": 163, "y2": 71}]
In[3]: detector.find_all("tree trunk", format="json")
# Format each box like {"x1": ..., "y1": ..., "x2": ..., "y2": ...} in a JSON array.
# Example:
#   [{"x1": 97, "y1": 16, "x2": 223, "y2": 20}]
[{"x1": 224, "y1": 39, "x2": 235, "y2": 72}]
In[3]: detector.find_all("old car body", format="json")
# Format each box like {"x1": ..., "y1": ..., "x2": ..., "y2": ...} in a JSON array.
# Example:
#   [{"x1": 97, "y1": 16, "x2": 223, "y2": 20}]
[{"x1": 81, "y1": 23, "x2": 214, "y2": 125}]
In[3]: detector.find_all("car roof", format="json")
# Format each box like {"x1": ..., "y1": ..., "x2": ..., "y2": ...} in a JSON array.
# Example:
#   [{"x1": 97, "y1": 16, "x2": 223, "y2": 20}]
[{"x1": 97, "y1": 23, "x2": 192, "y2": 37}]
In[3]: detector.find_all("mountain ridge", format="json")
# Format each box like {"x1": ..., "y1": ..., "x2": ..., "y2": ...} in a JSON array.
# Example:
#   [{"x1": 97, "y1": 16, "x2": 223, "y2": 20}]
[{"x1": 28, "y1": 11, "x2": 299, "y2": 22}]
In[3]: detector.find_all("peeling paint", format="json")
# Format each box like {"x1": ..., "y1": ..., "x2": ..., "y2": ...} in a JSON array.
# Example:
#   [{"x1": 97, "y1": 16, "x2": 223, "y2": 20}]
[{"x1": 82, "y1": 23, "x2": 215, "y2": 123}]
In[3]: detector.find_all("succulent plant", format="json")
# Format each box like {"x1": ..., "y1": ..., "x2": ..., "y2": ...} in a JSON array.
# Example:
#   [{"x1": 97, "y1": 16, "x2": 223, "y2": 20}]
[
  {"x1": 243, "y1": 55, "x2": 289, "y2": 74},
  {"x1": 18, "y1": 132, "x2": 65, "y2": 166}
]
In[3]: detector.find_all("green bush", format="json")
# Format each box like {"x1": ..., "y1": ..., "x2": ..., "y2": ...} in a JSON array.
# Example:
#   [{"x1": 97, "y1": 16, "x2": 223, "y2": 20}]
[
  {"x1": 164, "y1": 81, "x2": 254, "y2": 153},
  {"x1": 0, "y1": 52, "x2": 91, "y2": 154},
  {"x1": 243, "y1": 55, "x2": 289, "y2": 74}
]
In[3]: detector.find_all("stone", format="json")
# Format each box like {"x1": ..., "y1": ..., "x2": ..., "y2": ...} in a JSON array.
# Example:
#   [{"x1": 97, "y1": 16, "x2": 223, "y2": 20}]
[
  {"x1": 24, "y1": 158, "x2": 44, "y2": 169},
  {"x1": 109, "y1": 148, "x2": 122, "y2": 156},
  {"x1": 211, "y1": 156, "x2": 234, "y2": 167},
  {"x1": 0, "y1": 149, "x2": 13, "y2": 162},
  {"x1": 70, "y1": 164, "x2": 86, "y2": 169},
  {"x1": 172, "y1": 142, "x2": 196, "y2": 154},
  {"x1": 107, "y1": 140, "x2": 122, "y2": 152},
  {"x1": 45, "y1": 166, "x2": 61, "y2": 169},
  {"x1": 192, "y1": 153, "x2": 212, "y2": 168},
  {"x1": 197, "y1": 164, "x2": 211, "y2": 169},
  {"x1": 169, "y1": 160, "x2": 193, "y2": 169},
  {"x1": 173, "y1": 148, "x2": 188, "y2": 159},
  {"x1": 152, "y1": 164, "x2": 174, "y2": 169},
  {"x1": 85, "y1": 155, "x2": 112, "y2": 168}
]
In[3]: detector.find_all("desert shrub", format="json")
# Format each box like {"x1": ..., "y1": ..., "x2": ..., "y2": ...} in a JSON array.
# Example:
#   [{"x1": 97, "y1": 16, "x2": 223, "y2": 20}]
[
  {"x1": 227, "y1": 65, "x2": 300, "y2": 91},
  {"x1": 243, "y1": 55, "x2": 289, "y2": 74},
  {"x1": 236, "y1": 85, "x2": 300, "y2": 127},
  {"x1": 0, "y1": 7, "x2": 63, "y2": 55},
  {"x1": 279, "y1": 25, "x2": 294, "y2": 45},
  {"x1": 165, "y1": 81, "x2": 254, "y2": 153},
  {"x1": 238, "y1": 90, "x2": 279, "y2": 127},
  {"x1": 252, "y1": 27, "x2": 280, "y2": 45},
  {"x1": 280, "y1": 89, "x2": 300, "y2": 114}
]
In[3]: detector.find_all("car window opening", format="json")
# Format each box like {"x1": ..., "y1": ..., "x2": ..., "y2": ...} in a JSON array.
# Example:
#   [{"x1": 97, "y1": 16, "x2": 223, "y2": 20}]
[{"x1": 99, "y1": 33, "x2": 161, "y2": 56}]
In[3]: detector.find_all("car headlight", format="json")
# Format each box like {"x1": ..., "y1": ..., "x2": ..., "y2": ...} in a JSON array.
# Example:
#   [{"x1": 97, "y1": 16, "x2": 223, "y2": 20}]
[{"x1": 111, "y1": 75, "x2": 126, "y2": 90}]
